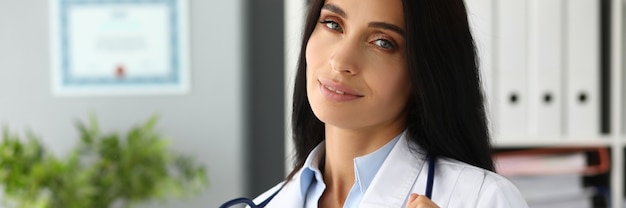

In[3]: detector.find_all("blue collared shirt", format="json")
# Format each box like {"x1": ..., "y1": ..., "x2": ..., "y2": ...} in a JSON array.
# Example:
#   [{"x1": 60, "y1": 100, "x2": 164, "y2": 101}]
[{"x1": 299, "y1": 132, "x2": 402, "y2": 208}]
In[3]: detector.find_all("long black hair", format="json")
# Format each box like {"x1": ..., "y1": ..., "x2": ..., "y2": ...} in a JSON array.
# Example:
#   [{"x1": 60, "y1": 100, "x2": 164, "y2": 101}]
[{"x1": 288, "y1": 0, "x2": 494, "y2": 179}]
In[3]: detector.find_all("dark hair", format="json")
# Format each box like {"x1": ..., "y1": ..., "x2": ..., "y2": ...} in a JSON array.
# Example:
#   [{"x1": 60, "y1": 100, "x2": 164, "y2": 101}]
[{"x1": 288, "y1": 0, "x2": 494, "y2": 179}]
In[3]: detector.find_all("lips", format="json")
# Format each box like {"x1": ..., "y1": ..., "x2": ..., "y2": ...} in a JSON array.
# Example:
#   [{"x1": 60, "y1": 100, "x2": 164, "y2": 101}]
[
  {"x1": 323, "y1": 85, "x2": 347, "y2": 95},
  {"x1": 318, "y1": 79, "x2": 363, "y2": 102}
]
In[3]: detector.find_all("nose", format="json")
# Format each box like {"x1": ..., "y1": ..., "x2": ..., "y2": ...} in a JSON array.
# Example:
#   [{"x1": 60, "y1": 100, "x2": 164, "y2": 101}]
[{"x1": 328, "y1": 39, "x2": 361, "y2": 75}]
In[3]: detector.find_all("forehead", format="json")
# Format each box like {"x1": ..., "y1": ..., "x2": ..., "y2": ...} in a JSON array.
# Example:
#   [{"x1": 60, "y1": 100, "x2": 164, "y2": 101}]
[{"x1": 323, "y1": 0, "x2": 405, "y2": 27}]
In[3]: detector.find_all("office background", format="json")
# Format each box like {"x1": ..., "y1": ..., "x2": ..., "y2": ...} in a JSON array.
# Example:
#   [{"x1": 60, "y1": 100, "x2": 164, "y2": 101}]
[
  {"x1": 1, "y1": 0, "x2": 625, "y2": 207},
  {"x1": 0, "y1": 0, "x2": 285, "y2": 207}
]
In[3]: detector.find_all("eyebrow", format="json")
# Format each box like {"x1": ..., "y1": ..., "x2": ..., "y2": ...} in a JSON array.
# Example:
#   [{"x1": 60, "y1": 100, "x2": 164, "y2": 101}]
[
  {"x1": 322, "y1": 3, "x2": 405, "y2": 37},
  {"x1": 322, "y1": 4, "x2": 347, "y2": 18},
  {"x1": 369, "y1": 22, "x2": 405, "y2": 37}
]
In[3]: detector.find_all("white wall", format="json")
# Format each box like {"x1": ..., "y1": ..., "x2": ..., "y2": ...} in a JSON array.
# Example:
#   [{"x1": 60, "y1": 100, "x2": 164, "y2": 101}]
[{"x1": 0, "y1": 0, "x2": 246, "y2": 207}]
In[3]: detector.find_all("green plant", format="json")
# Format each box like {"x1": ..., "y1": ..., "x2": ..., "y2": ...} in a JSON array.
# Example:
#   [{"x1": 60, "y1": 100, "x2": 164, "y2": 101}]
[{"x1": 0, "y1": 115, "x2": 208, "y2": 208}]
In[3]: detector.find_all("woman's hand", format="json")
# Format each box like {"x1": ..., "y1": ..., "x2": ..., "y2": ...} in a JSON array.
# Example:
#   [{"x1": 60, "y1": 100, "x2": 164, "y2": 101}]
[{"x1": 405, "y1": 193, "x2": 439, "y2": 208}]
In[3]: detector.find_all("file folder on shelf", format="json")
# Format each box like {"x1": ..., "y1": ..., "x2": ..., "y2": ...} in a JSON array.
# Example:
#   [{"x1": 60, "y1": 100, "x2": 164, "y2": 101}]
[
  {"x1": 509, "y1": 174, "x2": 595, "y2": 208},
  {"x1": 494, "y1": 148, "x2": 610, "y2": 208},
  {"x1": 565, "y1": 0, "x2": 600, "y2": 137},
  {"x1": 493, "y1": 147, "x2": 610, "y2": 176},
  {"x1": 494, "y1": 0, "x2": 528, "y2": 138},
  {"x1": 465, "y1": 0, "x2": 495, "y2": 136},
  {"x1": 528, "y1": 0, "x2": 563, "y2": 137}
]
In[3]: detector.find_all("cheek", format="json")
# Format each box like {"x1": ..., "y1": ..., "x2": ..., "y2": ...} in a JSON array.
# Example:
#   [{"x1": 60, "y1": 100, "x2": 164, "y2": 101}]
[
  {"x1": 305, "y1": 32, "x2": 326, "y2": 87},
  {"x1": 305, "y1": 37, "x2": 320, "y2": 99},
  {"x1": 305, "y1": 35, "x2": 323, "y2": 69},
  {"x1": 305, "y1": 48, "x2": 315, "y2": 90},
  {"x1": 370, "y1": 68, "x2": 411, "y2": 104},
  {"x1": 392, "y1": 74, "x2": 411, "y2": 102}
]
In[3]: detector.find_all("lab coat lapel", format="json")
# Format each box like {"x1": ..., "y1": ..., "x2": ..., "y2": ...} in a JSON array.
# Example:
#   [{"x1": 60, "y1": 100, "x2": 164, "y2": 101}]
[
  {"x1": 256, "y1": 168, "x2": 305, "y2": 207},
  {"x1": 359, "y1": 134, "x2": 426, "y2": 207}
]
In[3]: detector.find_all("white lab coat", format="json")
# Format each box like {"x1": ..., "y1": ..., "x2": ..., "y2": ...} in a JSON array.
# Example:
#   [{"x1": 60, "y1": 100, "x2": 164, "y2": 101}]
[{"x1": 253, "y1": 135, "x2": 529, "y2": 207}]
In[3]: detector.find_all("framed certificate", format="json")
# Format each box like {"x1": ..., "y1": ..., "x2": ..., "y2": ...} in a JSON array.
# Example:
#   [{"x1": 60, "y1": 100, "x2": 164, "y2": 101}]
[{"x1": 50, "y1": 0, "x2": 190, "y2": 96}]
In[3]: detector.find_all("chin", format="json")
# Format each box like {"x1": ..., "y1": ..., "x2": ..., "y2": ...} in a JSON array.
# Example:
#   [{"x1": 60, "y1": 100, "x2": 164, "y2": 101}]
[
  {"x1": 308, "y1": 90, "x2": 367, "y2": 128},
  {"x1": 312, "y1": 108, "x2": 365, "y2": 129}
]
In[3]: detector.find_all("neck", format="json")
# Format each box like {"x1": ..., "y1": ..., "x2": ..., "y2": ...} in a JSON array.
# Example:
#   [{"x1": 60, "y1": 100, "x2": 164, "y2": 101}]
[{"x1": 320, "y1": 124, "x2": 405, "y2": 206}]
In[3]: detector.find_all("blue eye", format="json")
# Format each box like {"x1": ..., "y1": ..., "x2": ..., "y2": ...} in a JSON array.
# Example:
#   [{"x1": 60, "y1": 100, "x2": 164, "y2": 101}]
[
  {"x1": 320, "y1": 20, "x2": 342, "y2": 32},
  {"x1": 373, "y1": 39, "x2": 395, "y2": 50}
]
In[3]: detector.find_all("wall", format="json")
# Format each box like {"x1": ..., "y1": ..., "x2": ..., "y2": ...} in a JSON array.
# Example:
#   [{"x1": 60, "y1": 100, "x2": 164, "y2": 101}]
[
  {"x1": 0, "y1": 0, "x2": 255, "y2": 207},
  {"x1": 245, "y1": 0, "x2": 286, "y2": 197}
]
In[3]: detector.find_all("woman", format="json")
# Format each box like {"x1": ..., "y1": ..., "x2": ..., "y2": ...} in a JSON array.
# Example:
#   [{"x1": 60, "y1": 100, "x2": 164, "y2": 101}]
[{"x1": 232, "y1": 0, "x2": 528, "y2": 207}]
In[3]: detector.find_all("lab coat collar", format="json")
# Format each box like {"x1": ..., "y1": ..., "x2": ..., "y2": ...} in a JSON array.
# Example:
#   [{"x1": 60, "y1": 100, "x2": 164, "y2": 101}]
[
  {"x1": 259, "y1": 131, "x2": 426, "y2": 208},
  {"x1": 353, "y1": 133, "x2": 401, "y2": 193},
  {"x1": 299, "y1": 141, "x2": 325, "y2": 197},
  {"x1": 262, "y1": 168, "x2": 306, "y2": 207},
  {"x1": 359, "y1": 132, "x2": 427, "y2": 207}
]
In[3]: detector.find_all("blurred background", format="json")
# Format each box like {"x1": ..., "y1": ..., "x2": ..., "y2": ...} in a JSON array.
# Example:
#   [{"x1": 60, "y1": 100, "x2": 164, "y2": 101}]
[
  {"x1": 0, "y1": 0, "x2": 286, "y2": 207},
  {"x1": 1, "y1": 0, "x2": 625, "y2": 207}
]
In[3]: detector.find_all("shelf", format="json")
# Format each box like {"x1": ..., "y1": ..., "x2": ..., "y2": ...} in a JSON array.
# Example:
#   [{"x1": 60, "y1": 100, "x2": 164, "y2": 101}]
[{"x1": 493, "y1": 136, "x2": 615, "y2": 148}]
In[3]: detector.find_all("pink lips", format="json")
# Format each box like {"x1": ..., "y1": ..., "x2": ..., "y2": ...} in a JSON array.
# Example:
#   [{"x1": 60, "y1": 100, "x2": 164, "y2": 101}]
[{"x1": 318, "y1": 79, "x2": 363, "y2": 102}]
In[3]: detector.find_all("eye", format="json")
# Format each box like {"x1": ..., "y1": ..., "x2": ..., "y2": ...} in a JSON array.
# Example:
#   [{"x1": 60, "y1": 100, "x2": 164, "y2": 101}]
[
  {"x1": 320, "y1": 20, "x2": 343, "y2": 32},
  {"x1": 372, "y1": 39, "x2": 395, "y2": 50}
]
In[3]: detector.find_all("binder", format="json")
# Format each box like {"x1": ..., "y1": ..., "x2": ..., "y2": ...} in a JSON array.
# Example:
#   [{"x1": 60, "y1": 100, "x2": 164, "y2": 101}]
[
  {"x1": 528, "y1": 0, "x2": 563, "y2": 137},
  {"x1": 494, "y1": 147, "x2": 610, "y2": 208},
  {"x1": 565, "y1": 0, "x2": 600, "y2": 137},
  {"x1": 493, "y1": 147, "x2": 610, "y2": 176},
  {"x1": 511, "y1": 175, "x2": 595, "y2": 208},
  {"x1": 464, "y1": 0, "x2": 495, "y2": 135},
  {"x1": 495, "y1": 0, "x2": 528, "y2": 137}
]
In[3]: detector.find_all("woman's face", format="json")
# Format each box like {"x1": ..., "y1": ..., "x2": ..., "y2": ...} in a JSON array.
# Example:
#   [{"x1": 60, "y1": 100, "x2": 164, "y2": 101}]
[{"x1": 306, "y1": 0, "x2": 410, "y2": 130}]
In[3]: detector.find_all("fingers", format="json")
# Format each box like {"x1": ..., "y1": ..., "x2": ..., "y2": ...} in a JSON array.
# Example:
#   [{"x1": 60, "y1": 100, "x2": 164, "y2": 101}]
[
  {"x1": 406, "y1": 193, "x2": 439, "y2": 208},
  {"x1": 408, "y1": 193, "x2": 418, "y2": 202}
]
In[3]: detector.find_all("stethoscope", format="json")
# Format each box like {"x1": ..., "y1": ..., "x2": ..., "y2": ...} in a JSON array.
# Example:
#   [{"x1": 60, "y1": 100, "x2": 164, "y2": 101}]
[{"x1": 220, "y1": 155, "x2": 436, "y2": 208}]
